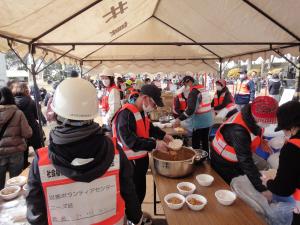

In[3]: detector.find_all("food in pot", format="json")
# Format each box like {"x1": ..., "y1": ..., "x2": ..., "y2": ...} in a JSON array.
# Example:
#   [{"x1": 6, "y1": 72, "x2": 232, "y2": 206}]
[
  {"x1": 168, "y1": 139, "x2": 183, "y2": 150},
  {"x1": 167, "y1": 197, "x2": 182, "y2": 204},
  {"x1": 153, "y1": 148, "x2": 195, "y2": 161},
  {"x1": 188, "y1": 198, "x2": 203, "y2": 205},
  {"x1": 179, "y1": 186, "x2": 192, "y2": 191}
]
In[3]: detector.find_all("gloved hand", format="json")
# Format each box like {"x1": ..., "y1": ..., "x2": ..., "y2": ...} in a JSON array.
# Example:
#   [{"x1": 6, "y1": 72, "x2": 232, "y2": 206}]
[
  {"x1": 163, "y1": 134, "x2": 174, "y2": 144},
  {"x1": 261, "y1": 190, "x2": 273, "y2": 203},
  {"x1": 173, "y1": 118, "x2": 181, "y2": 128},
  {"x1": 155, "y1": 140, "x2": 169, "y2": 152}
]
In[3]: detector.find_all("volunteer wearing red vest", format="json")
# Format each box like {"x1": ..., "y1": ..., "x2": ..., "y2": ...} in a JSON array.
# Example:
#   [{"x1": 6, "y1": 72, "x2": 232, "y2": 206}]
[
  {"x1": 174, "y1": 76, "x2": 213, "y2": 153},
  {"x1": 173, "y1": 92, "x2": 187, "y2": 118},
  {"x1": 211, "y1": 79, "x2": 238, "y2": 119},
  {"x1": 100, "y1": 69, "x2": 121, "y2": 129},
  {"x1": 262, "y1": 101, "x2": 300, "y2": 225},
  {"x1": 211, "y1": 96, "x2": 278, "y2": 197},
  {"x1": 234, "y1": 69, "x2": 255, "y2": 110},
  {"x1": 113, "y1": 85, "x2": 173, "y2": 208},
  {"x1": 26, "y1": 78, "x2": 145, "y2": 225}
]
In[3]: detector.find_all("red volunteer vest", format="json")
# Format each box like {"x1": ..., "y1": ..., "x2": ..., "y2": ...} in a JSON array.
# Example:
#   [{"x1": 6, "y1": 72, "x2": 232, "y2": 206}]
[
  {"x1": 112, "y1": 103, "x2": 149, "y2": 160},
  {"x1": 191, "y1": 85, "x2": 212, "y2": 114},
  {"x1": 172, "y1": 93, "x2": 187, "y2": 115},
  {"x1": 213, "y1": 91, "x2": 237, "y2": 115},
  {"x1": 101, "y1": 85, "x2": 120, "y2": 112},
  {"x1": 212, "y1": 112, "x2": 262, "y2": 162},
  {"x1": 236, "y1": 79, "x2": 250, "y2": 95},
  {"x1": 37, "y1": 139, "x2": 125, "y2": 225},
  {"x1": 287, "y1": 139, "x2": 300, "y2": 213}
]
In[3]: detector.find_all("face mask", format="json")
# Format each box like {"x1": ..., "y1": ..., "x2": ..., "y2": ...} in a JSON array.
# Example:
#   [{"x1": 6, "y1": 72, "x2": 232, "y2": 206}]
[
  {"x1": 142, "y1": 98, "x2": 154, "y2": 113},
  {"x1": 257, "y1": 122, "x2": 270, "y2": 128},
  {"x1": 240, "y1": 74, "x2": 245, "y2": 79},
  {"x1": 216, "y1": 86, "x2": 222, "y2": 91},
  {"x1": 121, "y1": 83, "x2": 126, "y2": 91},
  {"x1": 102, "y1": 79, "x2": 110, "y2": 87}
]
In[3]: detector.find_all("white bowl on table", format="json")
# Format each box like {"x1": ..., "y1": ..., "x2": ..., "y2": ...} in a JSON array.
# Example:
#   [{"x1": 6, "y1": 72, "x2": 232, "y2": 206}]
[
  {"x1": 196, "y1": 174, "x2": 214, "y2": 186},
  {"x1": 215, "y1": 189, "x2": 237, "y2": 206},
  {"x1": 6, "y1": 176, "x2": 27, "y2": 187},
  {"x1": 0, "y1": 186, "x2": 21, "y2": 201},
  {"x1": 177, "y1": 182, "x2": 196, "y2": 196},
  {"x1": 164, "y1": 193, "x2": 185, "y2": 210},
  {"x1": 186, "y1": 194, "x2": 207, "y2": 211}
]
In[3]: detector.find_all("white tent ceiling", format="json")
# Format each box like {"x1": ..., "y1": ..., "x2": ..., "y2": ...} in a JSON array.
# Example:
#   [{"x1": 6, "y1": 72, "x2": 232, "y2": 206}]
[{"x1": 0, "y1": 0, "x2": 299, "y2": 73}]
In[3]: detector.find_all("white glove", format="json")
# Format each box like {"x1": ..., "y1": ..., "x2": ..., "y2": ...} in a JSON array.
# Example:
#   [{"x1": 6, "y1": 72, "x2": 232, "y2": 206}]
[{"x1": 155, "y1": 140, "x2": 169, "y2": 152}]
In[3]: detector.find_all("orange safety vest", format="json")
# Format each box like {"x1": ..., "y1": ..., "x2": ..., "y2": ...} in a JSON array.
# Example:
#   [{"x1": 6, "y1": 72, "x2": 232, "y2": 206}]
[
  {"x1": 288, "y1": 139, "x2": 300, "y2": 213},
  {"x1": 236, "y1": 79, "x2": 250, "y2": 95},
  {"x1": 172, "y1": 93, "x2": 187, "y2": 115},
  {"x1": 112, "y1": 103, "x2": 149, "y2": 160},
  {"x1": 37, "y1": 139, "x2": 125, "y2": 225},
  {"x1": 212, "y1": 112, "x2": 262, "y2": 162},
  {"x1": 191, "y1": 85, "x2": 212, "y2": 114},
  {"x1": 101, "y1": 85, "x2": 120, "y2": 112},
  {"x1": 213, "y1": 92, "x2": 237, "y2": 115}
]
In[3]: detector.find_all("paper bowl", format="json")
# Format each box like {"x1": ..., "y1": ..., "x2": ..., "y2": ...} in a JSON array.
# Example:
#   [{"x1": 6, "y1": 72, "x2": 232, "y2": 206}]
[
  {"x1": 196, "y1": 174, "x2": 214, "y2": 186},
  {"x1": 0, "y1": 186, "x2": 21, "y2": 201},
  {"x1": 164, "y1": 193, "x2": 185, "y2": 210},
  {"x1": 177, "y1": 182, "x2": 196, "y2": 196},
  {"x1": 6, "y1": 176, "x2": 27, "y2": 187},
  {"x1": 215, "y1": 190, "x2": 236, "y2": 206},
  {"x1": 186, "y1": 194, "x2": 207, "y2": 211}
]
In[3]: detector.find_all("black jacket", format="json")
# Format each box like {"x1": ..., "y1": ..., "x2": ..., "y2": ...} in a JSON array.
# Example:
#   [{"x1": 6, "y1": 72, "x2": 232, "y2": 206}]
[
  {"x1": 14, "y1": 95, "x2": 42, "y2": 149},
  {"x1": 26, "y1": 124, "x2": 142, "y2": 225},
  {"x1": 211, "y1": 87, "x2": 234, "y2": 111},
  {"x1": 268, "y1": 78, "x2": 281, "y2": 95},
  {"x1": 116, "y1": 108, "x2": 166, "y2": 151},
  {"x1": 211, "y1": 105, "x2": 267, "y2": 192}
]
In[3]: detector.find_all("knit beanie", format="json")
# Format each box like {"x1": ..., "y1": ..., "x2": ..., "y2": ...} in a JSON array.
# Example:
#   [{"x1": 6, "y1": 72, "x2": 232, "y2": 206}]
[{"x1": 251, "y1": 96, "x2": 278, "y2": 124}]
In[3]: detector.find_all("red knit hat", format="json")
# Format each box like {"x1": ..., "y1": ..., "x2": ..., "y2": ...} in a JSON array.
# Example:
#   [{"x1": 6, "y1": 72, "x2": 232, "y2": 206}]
[{"x1": 251, "y1": 96, "x2": 278, "y2": 124}]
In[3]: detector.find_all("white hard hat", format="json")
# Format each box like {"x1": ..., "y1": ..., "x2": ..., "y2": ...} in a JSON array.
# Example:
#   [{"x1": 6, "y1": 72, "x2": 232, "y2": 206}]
[{"x1": 52, "y1": 78, "x2": 98, "y2": 121}]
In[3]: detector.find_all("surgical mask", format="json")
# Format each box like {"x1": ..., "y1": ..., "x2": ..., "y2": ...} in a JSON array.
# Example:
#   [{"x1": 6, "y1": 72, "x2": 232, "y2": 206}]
[
  {"x1": 216, "y1": 86, "x2": 222, "y2": 91},
  {"x1": 142, "y1": 102, "x2": 154, "y2": 113},
  {"x1": 257, "y1": 122, "x2": 270, "y2": 128},
  {"x1": 120, "y1": 83, "x2": 126, "y2": 91},
  {"x1": 240, "y1": 74, "x2": 245, "y2": 79},
  {"x1": 102, "y1": 79, "x2": 110, "y2": 87}
]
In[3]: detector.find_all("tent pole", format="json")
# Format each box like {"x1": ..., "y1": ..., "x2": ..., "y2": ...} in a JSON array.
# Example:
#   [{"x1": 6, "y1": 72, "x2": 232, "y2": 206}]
[
  {"x1": 30, "y1": 63, "x2": 45, "y2": 147},
  {"x1": 80, "y1": 61, "x2": 83, "y2": 78},
  {"x1": 219, "y1": 58, "x2": 223, "y2": 78}
]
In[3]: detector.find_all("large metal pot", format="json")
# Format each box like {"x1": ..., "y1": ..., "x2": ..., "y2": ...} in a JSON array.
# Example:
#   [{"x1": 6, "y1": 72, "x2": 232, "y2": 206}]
[{"x1": 152, "y1": 147, "x2": 208, "y2": 178}]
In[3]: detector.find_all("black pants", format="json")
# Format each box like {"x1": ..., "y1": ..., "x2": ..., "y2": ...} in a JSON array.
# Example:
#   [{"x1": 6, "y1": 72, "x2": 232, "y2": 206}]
[
  {"x1": 192, "y1": 127, "x2": 210, "y2": 153},
  {"x1": 131, "y1": 155, "x2": 149, "y2": 204}
]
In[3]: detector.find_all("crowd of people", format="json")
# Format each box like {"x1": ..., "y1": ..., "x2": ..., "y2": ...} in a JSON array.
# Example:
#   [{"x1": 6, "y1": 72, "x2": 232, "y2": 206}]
[{"x1": 0, "y1": 67, "x2": 299, "y2": 225}]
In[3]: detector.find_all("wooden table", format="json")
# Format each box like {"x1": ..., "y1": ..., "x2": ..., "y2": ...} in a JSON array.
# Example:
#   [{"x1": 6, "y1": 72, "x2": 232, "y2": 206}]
[{"x1": 151, "y1": 161, "x2": 266, "y2": 225}]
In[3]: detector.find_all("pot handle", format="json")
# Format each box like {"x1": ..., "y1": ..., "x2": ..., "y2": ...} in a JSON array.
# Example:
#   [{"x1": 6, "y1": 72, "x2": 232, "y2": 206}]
[{"x1": 187, "y1": 153, "x2": 202, "y2": 165}]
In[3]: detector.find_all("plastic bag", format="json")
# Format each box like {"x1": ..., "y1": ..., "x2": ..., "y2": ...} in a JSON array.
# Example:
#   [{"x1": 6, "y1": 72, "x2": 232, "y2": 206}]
[{"x1": 231, "y1": 175, "x2": 294, "y2": 225}]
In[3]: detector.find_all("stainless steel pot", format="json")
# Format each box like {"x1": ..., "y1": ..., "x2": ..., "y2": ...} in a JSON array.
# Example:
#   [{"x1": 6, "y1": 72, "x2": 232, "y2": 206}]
[{"x1": 152, "y1": 147, "x2": 208, "y2": 178}]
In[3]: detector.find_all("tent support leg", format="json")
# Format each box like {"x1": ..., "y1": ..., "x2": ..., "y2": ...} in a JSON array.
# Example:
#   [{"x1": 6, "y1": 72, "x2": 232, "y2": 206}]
[{"x1": 219, "y1": 59, "x2": 223, "y2": 78}]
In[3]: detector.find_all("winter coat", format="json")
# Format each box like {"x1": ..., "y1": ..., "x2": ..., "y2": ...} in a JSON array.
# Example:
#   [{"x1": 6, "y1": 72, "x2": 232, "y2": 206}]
[
  {"x1": 268, "y1": 78, "x2": 281, "y2": 95},
  {"x1": 14, "y1": 95, "x2": 42, "y2": 149},
  {"x1": 211, "y1": 104, "x2": 267, "y2": 192},
  {"x1": 211, "y1": 87, "x2": 235, "y2": 111},
  {"x1": 26, "y1": 123, "x2": 142, "y2": 225},
  {"x1": 0, "y1": 105, "x2": 32, "y2": 156}
]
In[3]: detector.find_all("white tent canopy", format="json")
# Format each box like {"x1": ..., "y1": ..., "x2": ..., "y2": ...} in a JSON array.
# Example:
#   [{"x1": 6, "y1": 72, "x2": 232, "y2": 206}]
[{"x1": 0, "y1": 0, "x2": 299, "y2": 73}]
